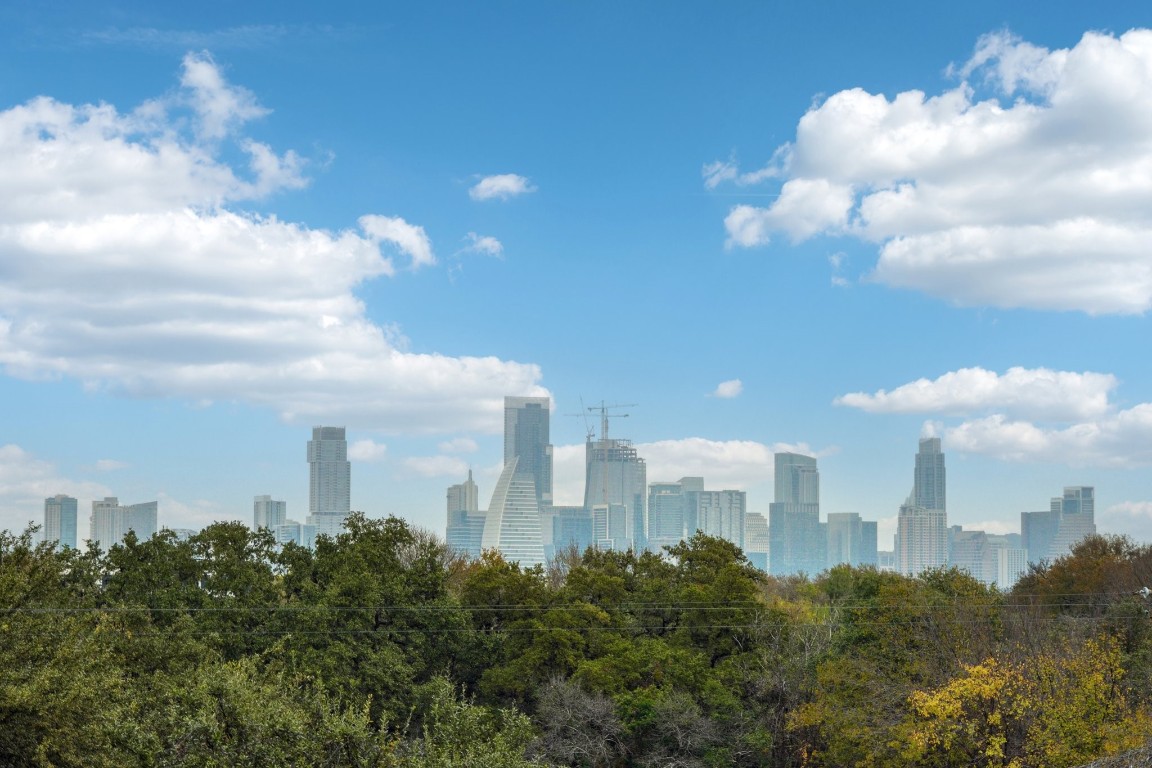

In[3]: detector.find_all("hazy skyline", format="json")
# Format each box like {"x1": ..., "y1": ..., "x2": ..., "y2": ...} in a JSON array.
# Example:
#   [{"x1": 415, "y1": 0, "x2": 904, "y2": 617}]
[{"x1": 3, "y1": 2, "x2": 1152, "y2": 549}]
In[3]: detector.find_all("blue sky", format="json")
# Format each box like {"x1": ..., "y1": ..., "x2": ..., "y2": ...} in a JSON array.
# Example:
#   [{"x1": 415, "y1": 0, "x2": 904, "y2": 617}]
[{"x1": 3, "y1": 1, "x2": 1152, "y2": 549}]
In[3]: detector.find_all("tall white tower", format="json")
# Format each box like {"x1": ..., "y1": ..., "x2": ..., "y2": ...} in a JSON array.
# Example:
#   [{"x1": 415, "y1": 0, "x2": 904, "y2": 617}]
[{"x1": 307, "y1": 426, "x2": 350, "y2": 537}]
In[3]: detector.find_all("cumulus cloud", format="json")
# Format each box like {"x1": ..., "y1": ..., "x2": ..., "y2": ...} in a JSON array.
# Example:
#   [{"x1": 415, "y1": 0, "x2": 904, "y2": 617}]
[
  {"x1": 348, "y1": 439, "x2": 387, "y2": 462},
  {"x1": 0, "y1": 444, "x2": 112, "y2": 538},
  {"x1": 460, "y1": 232, "x2": 504, "y2": 258},
  {"x1": 468, "y1": 174, "x2": 536, "y2": 201},
  {"x1": 835, "y1": 367, "x2": 1116, "y2": 421},
  {"x1": 360, "y1": 215, "x2": 436, "y2": 268},
  {"x1": 717, "y1": 29, "x2": 1152, "y2": 314},
  {"x1": 711, "y1": 379, "x2": 743, "y2": 399},
  {"x1": 403, "y1": 455, "x2": 471, "y2": 478},
  {"x1": 438, "y1": 437, "x2": 478, "y2": 454},
  {"x1": 838, "y1": 366, "x2": 1152, "y2": 468},
  {"x1": 0, "y1": 53, "x2": 546, "y2": 433}
]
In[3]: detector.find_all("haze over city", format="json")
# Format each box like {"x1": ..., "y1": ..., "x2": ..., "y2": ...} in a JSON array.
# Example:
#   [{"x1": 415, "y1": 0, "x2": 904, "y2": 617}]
[{"x1": 4, "y1": 2, "x2": 1152, "y2": 551}]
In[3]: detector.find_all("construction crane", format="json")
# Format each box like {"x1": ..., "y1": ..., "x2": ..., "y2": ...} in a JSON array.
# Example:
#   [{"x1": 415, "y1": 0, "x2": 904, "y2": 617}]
[{"x1": 586, "y1": 401, "x2": 638, "y2": 442}]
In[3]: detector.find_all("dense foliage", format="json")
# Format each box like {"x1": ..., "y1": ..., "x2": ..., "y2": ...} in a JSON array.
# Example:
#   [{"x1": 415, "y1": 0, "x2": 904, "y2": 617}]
[{"x1": 4, "y1": 515, "x2": 1152, "y2": 767}]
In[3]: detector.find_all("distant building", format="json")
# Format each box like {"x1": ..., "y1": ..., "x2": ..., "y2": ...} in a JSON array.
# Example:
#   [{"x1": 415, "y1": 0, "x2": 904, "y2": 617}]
[
  {"x1": 648, "y1": 481, "x2": 688, "y2": 552},
  {"x1": 1022, "y1": 486, "x2": 1097, "y2": 564},
  {"x1": 446, "y1": 509, "x2": 486, "y2": 559},
  {"x1": 505, "y1": 396, "x2": 553, "y2": 508},
  {"x1": 549, "y1": 505, "x2": 593, "y2": 560},
  {"x1": 447, "y1": 470, "x2": 480, "y2": 515},
  {"x1": 253, "y1": 495, "x2": 287, "y2": 530},
  {"x1": 445, "y1": 470, "x2": 484, "y2": 559},
  {"x1": 695, "y1": 490, "x2": 746, "y2": 550},
  {"x1": 584, "y1": 438, "x2": 647, "y2": 552},
  {"x1": 273, "y1": 520, "x2": 317, "y2": 549},
  {"x1": 43, "y1": 494, "x2": 78, "y2": 550},
  {"x1": 163, "y1": 527, "x2": 198, "y2": 543},
  {"x1": 744, "y1": 512, "x2": 769, "y2": 572},
  {"x1": 90, "y1": 497, "x2": 158, "y2": 551},
  {"x1": 769, "y1": 453, "x2": 824, "y2": 576},
  {"x1": 307, "y1": 426, "x2": 350, "y2": 536},
  {"x1": 482, "y1": 457, "x2": 545, "y2": 568},
  {"x1": 895, "y1": 438, "x2": 948, "y2": 576},
  {"x1": 827, "y1": 512, "x2": 877, "y2": 568}
]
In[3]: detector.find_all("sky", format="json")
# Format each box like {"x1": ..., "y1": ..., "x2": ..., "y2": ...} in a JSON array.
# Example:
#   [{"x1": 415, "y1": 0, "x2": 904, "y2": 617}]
[{"x1": 3, "y1": 1, "x2": 1152, "y2": 550}]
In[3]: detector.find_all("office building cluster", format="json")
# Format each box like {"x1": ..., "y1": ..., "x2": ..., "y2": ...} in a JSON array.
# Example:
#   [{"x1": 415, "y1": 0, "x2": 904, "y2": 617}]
[
  {"x1": 38, "y1": 406, "x2": 1099, "y2": 587},
  {"x1": 444, "y1": 397, "x2": 1100, "y2": 587}
]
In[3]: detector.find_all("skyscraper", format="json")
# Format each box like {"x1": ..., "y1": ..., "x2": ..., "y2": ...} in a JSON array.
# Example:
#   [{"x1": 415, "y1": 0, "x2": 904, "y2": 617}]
[
  {"x1": 446, "y1": 470, "x2": 484, "y2": 560},
  {"x1": 253, "y1": 495, "x2": 287, "y2": 530},
  {"x1": 826, "y1": 512, "x2": 877, "y2": 568},
  {"x1": 695, "y1": 490, "x2": 746, "y2": 550},
  {"x1": 482, "y1": 457, "x2": 545, "y2": 567},
  {"x1": 895, "y1": 438, "x2": 948, "y2": 576},
  {"x1": 89, "y1": 497, "x2": 157, "y2": 551},
  {"x1": 307, "y1": 426, "x2": 350, "y2": 537},
  {"x1": 584, "y1": 437, "x2": 647, "y2": 551},
  {"x1": 447, "y1": 470, "x2": 480, "y2": 515},
  {"x1": 504, "y1": 396, "x2": 553, "y2": 508},
  {"x1": 647, "y1": 481, "x2": 687, "y2": 552},
  {"x1": 769, "y1": 453, "x2": 824, "y2": 576},
  {"x1": 43, "y1": 494, "x2": 77, "y2": 550},
  {"x1": 1047, "y1": 486, "x2": 1096, "y2": 560}
]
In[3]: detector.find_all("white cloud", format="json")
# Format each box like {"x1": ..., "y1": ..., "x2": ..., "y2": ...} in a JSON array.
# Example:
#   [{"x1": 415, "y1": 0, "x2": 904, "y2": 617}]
[
  {"x1": 94, "y1": 459, "x2": 130, "y2": 471},
  {"x1": 943, "y1": 407, "x2": 1152, "y2": 468},
  {"x1": 468, "y1": 173, "x2": 536, "y2": 201},
  {"x1": 438, "y1": 437, "x2": 478, "y2": 454},
  {"x1": 348, "y1": 439, "x2": 387, "y2": 462},
  {"x1": 359, "y1": 214, "x2": 436, "y2": 269},
  {"x1": 0, "y1": 54, "x2": 546, "y2": 433},
  {"x1": 403, "y1": 455, "x2": 470, "y2": 478},
  {"x1": 1101, "y1": 501, "x2": 1152, "y2": 541},
  {"x1": 835, "y1": 367, "x2": 1116, "y2": 421},
  {"x1": 461, "y1": 232, "x2": 504, "y2": 258},
  {"x1": 179, "y1": 51, "x2": 268, "y2": 141},
  {"x1": 155, "y1": 491, "x2": 242, "y2": 532},
  {"x1": 0, "y1": 444, "x2": 112, "y2": 538},
  {"x1": 721, "y1": 29, "x2": 1152, "y2": 314},
  {"x1": 711, "y1": 379, "x2": 743, "y2": 399},
  {"x1": 839, "y1": 366, "x2": 1152, "y2": 468}
]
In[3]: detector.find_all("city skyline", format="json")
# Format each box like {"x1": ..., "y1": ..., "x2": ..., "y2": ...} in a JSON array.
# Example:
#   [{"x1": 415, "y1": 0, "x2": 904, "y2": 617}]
[{"x1": 3, "y1": 3, "x2": 1152, "y2": 548}]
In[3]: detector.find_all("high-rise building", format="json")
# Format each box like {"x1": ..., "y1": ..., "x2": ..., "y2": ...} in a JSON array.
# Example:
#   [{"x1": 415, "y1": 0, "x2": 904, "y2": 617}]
[
  {"x1": 447, "y1": 470, "x2": 480, "y2": 515},
  {"x1": 648, "y1": 481, "x2": 687, "y2": 552},
  {"x1": 744, "y1": 512, "x2": 770, "y2": 572},
  {"x1": 1046, "y1": 486, "x2": 1096, "y2": 561},
  {"x1": 769, "y1": 453, "x2": 824, "y2": 576},
  {"x1": 89, "y1": 497, "x2": 158, "y2": 551},
  {"x1": 826, "y1": 512, "x2": 877, "y2": 568},
  {"x1": 504, "y1": 396, "x2": 553, "y2": 508},
  {"x1": 1021, "y1": 509, "x2": 1061, "y2": 565},
  {"x1": 549, "y1": 505, "x2": 593, "y2": 561},
  {"x1": 44, "y1": 494, "x2": 78, "y2": 550},
  {"x1": 253, "y1": 495, "x2": 287, "y2": 530},
  {"x1": 482, "y1": 457, "x2": 545, "y2": 567},
  {"x1": 307, "y1": 426, "x2": 350, "y2": 537},
  {"x1": 695, "y1": 490, "x2": 746, "y2": 550},
  {"x1": 584, "y1": 438, "x2": 647, "y2": 552},
  {"x1": 913, "y1": 437, "x2": 946, "y2": 512},
  {"x1": 895, "y1": 438, "x2": 948, "y2": 576},
  {"x1": 445, "y1": 469, "x2": 485, "y2": 559}
]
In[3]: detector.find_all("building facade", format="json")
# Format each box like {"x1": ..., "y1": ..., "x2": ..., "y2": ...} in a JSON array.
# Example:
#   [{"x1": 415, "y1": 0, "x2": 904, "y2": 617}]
[
  {"x1": 253, "y1": 495, "x2": 287, "y2": 530},
  {"x1": 307, "y1": 426, "x2": 350, "y2": 536},
  {"x1": 584, "y1": 438, "x2": 647, "y2": 551},
  {"x1": 504, "y1": 396, "x2": 553, "y2": 508},
  {"x1": 769, "y1": 453, "x2": 824, "y2": 576},
  {"x1": 44, "y1": 494, "x2": 78, "y2": 550},
  {"x1": 482, "y1": 457, "x2": 545, "y2": 567},
  {"x1": 896, "y1": 438, "x2": 948, "y2": 576},
  {"x1": 90, "y1": 497, "x2": 158, "y2": 551}
]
